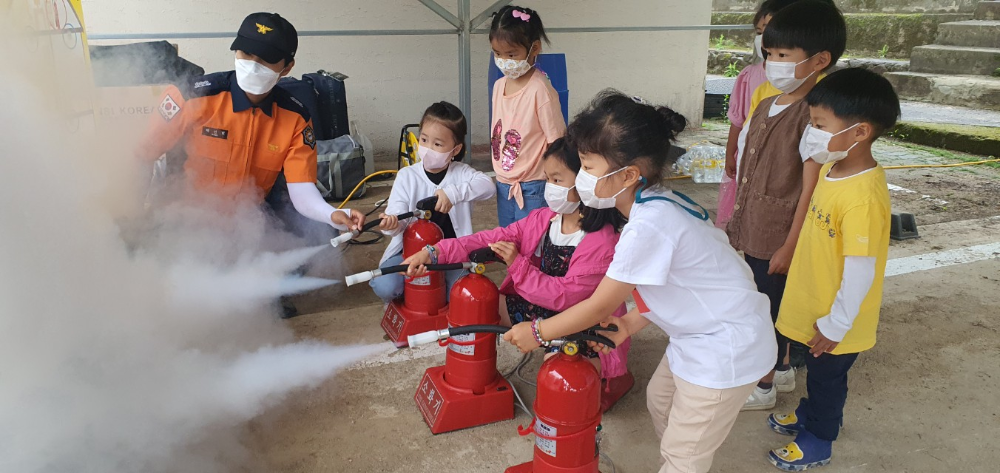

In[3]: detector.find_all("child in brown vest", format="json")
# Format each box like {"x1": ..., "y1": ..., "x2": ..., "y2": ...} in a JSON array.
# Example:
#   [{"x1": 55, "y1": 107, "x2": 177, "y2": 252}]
[{"x1": 725, "y1": 0, "x2": 847, "y2": 412}]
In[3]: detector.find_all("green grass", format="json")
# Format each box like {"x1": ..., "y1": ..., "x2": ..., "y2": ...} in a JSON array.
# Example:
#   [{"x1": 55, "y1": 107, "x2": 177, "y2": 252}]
[
  {"x1": 888, "y1": 140, "x2": 1000, "y2": 169},
  {"x1": 887, "y1": 122, "x2": 1000, "y2": 163},
  {"x1": 711, "y1": 34, "x2": 740, "y2": 50}
]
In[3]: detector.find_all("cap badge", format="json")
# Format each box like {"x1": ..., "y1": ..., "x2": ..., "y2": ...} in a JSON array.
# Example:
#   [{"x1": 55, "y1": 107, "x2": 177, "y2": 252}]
[{"x1": 256, "y1": 23, "x2": 273, "y2": 35}]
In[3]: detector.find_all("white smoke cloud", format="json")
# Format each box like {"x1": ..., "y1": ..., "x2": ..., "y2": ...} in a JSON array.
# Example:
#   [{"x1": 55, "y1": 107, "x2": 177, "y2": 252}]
[{"x1": 0, "y1": 24, "x2": 377, "y2": 473}]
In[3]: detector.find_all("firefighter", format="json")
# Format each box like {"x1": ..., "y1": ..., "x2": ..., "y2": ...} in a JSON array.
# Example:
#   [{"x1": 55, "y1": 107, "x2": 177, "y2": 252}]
[{"x1": 137, "y1": 12, "x2": 364, "y2": 316}]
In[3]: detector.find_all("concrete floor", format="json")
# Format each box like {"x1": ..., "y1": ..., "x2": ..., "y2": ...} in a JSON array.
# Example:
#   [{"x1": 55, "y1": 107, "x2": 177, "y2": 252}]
[{"x1": 245, "y1": 127, "x2": 1000, "y2": 472}]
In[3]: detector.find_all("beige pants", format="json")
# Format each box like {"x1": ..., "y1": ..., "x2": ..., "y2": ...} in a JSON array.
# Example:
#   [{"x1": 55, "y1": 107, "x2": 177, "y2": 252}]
[{"x1": 646, "y1": 355, "x2": 756, "y2": 473}]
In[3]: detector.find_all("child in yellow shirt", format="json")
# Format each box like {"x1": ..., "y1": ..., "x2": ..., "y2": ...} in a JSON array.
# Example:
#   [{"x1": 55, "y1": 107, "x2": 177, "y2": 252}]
[{"x1": 766, "y1": 68, "x2": 901, "y2": 471}]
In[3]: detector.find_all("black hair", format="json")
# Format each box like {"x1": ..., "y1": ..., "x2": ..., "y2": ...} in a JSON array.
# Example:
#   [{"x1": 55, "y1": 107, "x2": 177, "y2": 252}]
[
  {"x1": 543, "y1": 138, "x2": 627, "y2": 234},
  {"x1": 419, "y1": 101, "x2": 467, "y2": 161},
  {"x1": 762, "y1": 0, "x2": 846, "y2": 70},
  {"x1": 806, "y1": 68, "x2": 901, "y2": 139},
  {"x1": 753, "y1": 0, "x2": 835, "y2": 28},
  {"x1": 567, "y1": 89, "x2": 687, "y2": 187},
  {"x1": 489, "y1": 5, "x2": 549, "y2": 53}
]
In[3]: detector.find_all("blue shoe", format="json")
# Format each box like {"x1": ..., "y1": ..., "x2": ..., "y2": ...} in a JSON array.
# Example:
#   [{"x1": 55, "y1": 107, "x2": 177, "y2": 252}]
[
  {"x1": 768, "y1": 399, "x2": 807, "y2": 436},
  {"x1": 768, "y1": 429, "x2": 832, "y2": 471}
]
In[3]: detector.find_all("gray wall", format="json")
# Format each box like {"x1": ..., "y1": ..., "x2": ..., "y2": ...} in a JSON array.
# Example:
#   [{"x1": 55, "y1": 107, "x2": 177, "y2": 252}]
[{"x1": 82, "y1": 0, "x2": 713, "y2": 160}]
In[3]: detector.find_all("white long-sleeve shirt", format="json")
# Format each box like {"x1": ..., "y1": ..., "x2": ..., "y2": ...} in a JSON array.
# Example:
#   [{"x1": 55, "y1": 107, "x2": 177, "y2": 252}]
[
  {"x1": 287, "y1": 182, "x2": 351, "y2": 231},
  {"x1": 816, "y1": 255, "x2": 877, "y2": 342},
  {"x1": 380, "y1": 162, "x2": 496, "y2": 264}
]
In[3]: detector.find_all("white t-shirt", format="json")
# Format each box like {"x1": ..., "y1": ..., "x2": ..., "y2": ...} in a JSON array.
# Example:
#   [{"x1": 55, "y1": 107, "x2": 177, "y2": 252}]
[
  {"x1": 606, "y1": 191, "x2": 777, "y2": 389},
  {"x1": 534, "y1": 214, "x2": 585, "y2": 256}
]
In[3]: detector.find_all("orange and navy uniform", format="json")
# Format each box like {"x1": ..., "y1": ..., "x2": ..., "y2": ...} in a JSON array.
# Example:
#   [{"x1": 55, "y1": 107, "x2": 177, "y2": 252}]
[{"x1": 140, "y1": 71, "x2": 317, "y2": 201}]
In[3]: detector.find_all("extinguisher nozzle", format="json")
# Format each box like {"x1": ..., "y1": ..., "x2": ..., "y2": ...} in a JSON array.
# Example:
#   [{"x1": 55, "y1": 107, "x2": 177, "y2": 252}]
[
  {"x1": 345, "y1": 269, "x2": 381, "y2": 286},
  {"x1": 329, "y1": 231, "x2": 358, "y2": 248},
  {"x1": 407, "y1": 329, "x2": 448, "y2": 347}
]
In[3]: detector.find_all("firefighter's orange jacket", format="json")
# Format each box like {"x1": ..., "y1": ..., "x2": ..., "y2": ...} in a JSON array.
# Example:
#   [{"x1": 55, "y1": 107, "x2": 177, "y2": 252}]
[{"x1": 140, "y1": 71, "x2": 317, "y2": 200}]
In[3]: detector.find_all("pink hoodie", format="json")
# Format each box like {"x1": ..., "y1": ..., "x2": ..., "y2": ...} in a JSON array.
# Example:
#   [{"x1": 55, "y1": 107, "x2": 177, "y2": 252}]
[{"x1": 435, "y1": 207, "x2": 631, "y2": 378}]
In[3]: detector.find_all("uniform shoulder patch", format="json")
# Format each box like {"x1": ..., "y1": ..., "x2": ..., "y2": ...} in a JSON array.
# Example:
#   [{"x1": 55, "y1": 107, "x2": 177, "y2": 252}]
[
  {"x1": 303, "y1": 125, "x2": 316, "y2": 150},
  {"x1": 159, "y1": 95, "x2": 181, "y2": 122}
]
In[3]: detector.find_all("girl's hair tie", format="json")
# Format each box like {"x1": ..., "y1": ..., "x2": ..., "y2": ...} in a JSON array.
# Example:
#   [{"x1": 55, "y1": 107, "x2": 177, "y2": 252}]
[{"x1": 512, "y1": 9, "x2": 531, "y2": 22}]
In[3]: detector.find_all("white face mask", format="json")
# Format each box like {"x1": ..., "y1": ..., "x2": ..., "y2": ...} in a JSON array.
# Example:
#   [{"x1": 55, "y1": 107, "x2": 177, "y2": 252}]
[
  {"x1": 544, "y1": 182, "x2": 580, "y2": 214},
  {"x1": 754, "y1": 35, "x2": 765, "y2": 61},
  {"x1": 800, "y1": 123, "x2": 861, "y2": 164},
  {"x1": 575, "y1": 167, "x2": 628, "y2": 210},
  {"x1": 765, "y1": 54, "x2": 817, "y2": 93},
  {"x1": 494, "y1": 48, "x2": 534, "y2": 80},
  {"x1": 235, "y1": 58, "x2": 282, "y2": 95},
  {"x1": 418, "y1": 145, "x2": 454, "y2": 171}
]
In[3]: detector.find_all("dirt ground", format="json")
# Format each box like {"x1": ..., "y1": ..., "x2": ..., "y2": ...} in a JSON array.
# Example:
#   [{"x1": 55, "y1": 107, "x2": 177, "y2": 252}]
[{"x1": 244, "y1": 126, "x2": 1000, "y2": 472}]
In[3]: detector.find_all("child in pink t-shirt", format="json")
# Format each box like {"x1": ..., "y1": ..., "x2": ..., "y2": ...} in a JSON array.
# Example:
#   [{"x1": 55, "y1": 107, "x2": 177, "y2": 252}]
[
  {"x1": 718, "y1": 2, "x2": 776, "y2": 229},
  {"x1": 489, "y1": 5, "x2": 566, "y2": 227}
]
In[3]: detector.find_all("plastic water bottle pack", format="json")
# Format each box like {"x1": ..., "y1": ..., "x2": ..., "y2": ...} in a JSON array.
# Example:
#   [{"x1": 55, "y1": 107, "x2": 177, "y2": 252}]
[{"x1": 674, "y1": 144, "x2": 726, "y2": 184}]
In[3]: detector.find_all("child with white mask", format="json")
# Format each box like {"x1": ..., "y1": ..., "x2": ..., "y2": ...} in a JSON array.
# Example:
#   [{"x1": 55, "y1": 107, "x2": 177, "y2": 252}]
[
  {"x1": 370, "y1": 102, "x2": 495, "y2": 303},
  {"x1": 404, "y1": 138, "x2": 635, "y2": 413}
]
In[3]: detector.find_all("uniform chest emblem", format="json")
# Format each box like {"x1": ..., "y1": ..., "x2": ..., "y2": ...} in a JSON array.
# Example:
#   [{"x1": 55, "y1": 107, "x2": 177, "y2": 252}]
[{"x1": 158, "y1": 95, "x2": 180, "y2": 122}]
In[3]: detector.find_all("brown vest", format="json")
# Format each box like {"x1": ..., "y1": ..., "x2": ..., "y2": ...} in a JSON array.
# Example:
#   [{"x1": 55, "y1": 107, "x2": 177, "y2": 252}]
[{"x1": 727, "y1": 95, "x2": 811, "y2": 260}]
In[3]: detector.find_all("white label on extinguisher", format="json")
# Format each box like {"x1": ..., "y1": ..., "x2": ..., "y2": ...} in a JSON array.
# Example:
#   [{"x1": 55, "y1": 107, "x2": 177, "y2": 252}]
[
  {"x1": 448, "y1": 332, "x2": 475, "y2": 355},
  {"x1": 410, "y1": 275, "x2": 431, "y2": 286},
  {"x1": 535, "y1": 419, "x2": 558, "y2": 457}
]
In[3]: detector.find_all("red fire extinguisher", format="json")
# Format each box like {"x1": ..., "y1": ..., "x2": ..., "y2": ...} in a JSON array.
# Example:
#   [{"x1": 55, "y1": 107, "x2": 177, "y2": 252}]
[
  {"x1": 506, "y1": 329, "x2": 617, "y2": 473},
  {"x1": 340, "y1": 196, "x2": 454, "y2": 347},
  {"x1": 408, "y1": 248, "x2": 515, "y2": 434}
]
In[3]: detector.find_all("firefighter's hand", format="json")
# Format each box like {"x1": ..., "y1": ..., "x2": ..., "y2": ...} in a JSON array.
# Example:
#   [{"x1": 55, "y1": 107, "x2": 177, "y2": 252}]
[
  {"x1": 332, "y1": 209, "x2": 365, "y2": 232},
  {"x1": 433, "y1": 189, "x2": 454, "y2": 214},
  {"x1": 503, "y1": 322, "x2": 540, "y2": 353},
  {"x1": 378, "y1": 213, "x2": 399, "y2": 232},
  {"x1": 768, "y1": 242, "x2": 794, "y2": 275},
  {"x1": 402, "y1": 249, "x2": 432, "y2": 277},
  {"x1": 489, "y1": 241, "x2": 518, "y2": 265},
  {"x1": 807, "y1": 323, "x2": 839, "y2": 357}
]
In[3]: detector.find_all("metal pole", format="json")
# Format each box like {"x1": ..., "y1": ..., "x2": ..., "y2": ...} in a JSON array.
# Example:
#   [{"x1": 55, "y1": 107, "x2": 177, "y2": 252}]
[
  {"x1": 471, "y1": 24, "x2": 753, "y2": 35},
  {"x1": 88, "y1": 29, "x2": 457, "y2": 41},
  {"x1": 418, "y1": 0, "x2": 461, "y2": 28},
  {"x1": 458, "y1": 0, "x2": 472, "y2": 153},
  {"x1": 470, "y1": 0, "x2": 512, "y2": 30}
]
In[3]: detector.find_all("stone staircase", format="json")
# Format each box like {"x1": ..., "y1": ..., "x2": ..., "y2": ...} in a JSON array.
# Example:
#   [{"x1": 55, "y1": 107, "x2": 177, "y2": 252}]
[{"x1": 888, "y1": 1, "x2": 1000, "y2": 111}]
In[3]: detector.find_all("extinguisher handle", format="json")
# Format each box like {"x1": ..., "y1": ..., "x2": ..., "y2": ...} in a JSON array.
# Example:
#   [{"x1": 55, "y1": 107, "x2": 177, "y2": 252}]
[{"x1": 416, "y1": 195, "x2": 439, "y2": 211}]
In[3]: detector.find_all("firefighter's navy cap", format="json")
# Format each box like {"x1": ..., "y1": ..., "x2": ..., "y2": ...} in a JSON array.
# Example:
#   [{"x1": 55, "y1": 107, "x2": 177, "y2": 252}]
[{"x1": 230, "y1": 12, "x2": 298, "y2": 65}]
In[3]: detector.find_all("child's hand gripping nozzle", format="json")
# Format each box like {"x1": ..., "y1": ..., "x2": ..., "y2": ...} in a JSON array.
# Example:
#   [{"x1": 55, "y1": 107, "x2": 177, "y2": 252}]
[{"x1": 329, "y1": 196, "x2": 439, "y2": 248}]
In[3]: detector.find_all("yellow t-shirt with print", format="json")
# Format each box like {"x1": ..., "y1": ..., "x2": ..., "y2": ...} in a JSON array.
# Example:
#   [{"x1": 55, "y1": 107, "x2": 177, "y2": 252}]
[{"x1": 775, "y1": 162, "x2": 891, "y2": 354}]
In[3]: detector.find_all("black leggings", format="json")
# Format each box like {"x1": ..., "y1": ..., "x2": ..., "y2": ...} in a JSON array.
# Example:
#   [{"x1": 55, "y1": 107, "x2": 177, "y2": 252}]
[{"x1": 745, "y1": 255, "x2": 789, "y2": 370}]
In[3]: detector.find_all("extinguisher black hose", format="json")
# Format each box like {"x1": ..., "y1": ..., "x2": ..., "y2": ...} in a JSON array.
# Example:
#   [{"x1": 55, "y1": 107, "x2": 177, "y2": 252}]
[
  {"x1": 360, "y1": 210, "x2": 416, "y2": 233},
  {"x1": 446, "y1": 325, "x2": 617, "y2": 349},
  {"x1": 447, "y1": 325, "x2": 510, "y2": 337},
  {"x1": 377, "y1": 263, "x2": 468, "y2": 275}
]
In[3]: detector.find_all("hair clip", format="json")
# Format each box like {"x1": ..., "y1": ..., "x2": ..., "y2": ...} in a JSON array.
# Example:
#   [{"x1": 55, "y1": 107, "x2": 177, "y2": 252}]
[
  {"x1": 512, "y1": 10, "x2": 531, "y2": 22},
  {"x1": 632, "y1": 95, "x2": 648, "y2": 104}
]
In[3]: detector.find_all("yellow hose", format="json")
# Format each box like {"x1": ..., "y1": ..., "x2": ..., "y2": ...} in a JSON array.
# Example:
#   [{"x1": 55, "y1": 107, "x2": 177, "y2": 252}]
[
  {"x1": 336, "y1": 170, "x2": 398, "y2": 209},
  {"x1": 883, "y1": 158, "x2": 1000, "y2": 170}
]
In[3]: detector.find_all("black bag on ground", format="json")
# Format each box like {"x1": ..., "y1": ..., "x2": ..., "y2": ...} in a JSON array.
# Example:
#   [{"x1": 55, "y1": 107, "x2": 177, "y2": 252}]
[
  {"x1": 278, "y1": 70, "x2": 349, "y2": 141},
  {"x1": 316, "y1": 135, "x2": 366, "y2": 201}
]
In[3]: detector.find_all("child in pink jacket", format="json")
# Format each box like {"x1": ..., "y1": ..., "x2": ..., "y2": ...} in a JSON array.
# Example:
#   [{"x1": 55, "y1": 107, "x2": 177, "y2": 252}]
[{"x1": 404, "y1": 138, "x2": 633, "y2": 412}]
